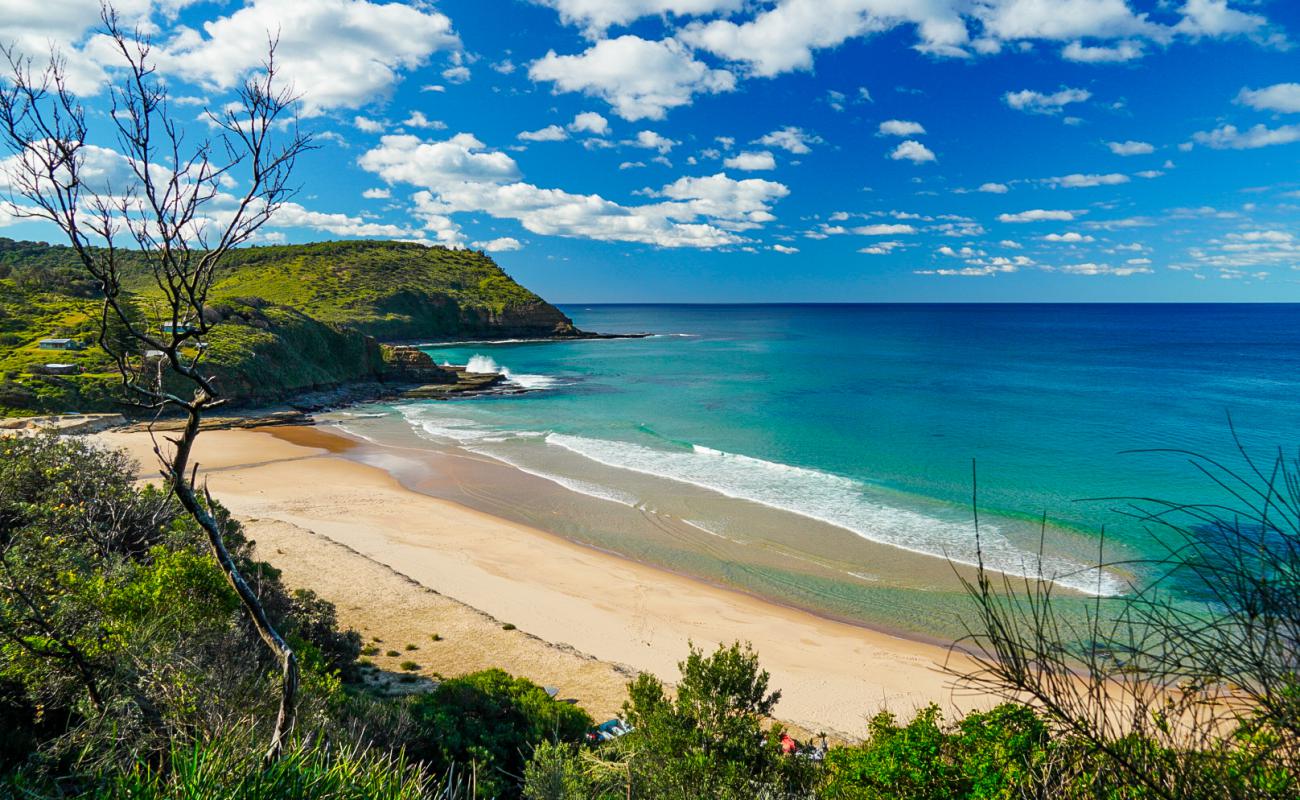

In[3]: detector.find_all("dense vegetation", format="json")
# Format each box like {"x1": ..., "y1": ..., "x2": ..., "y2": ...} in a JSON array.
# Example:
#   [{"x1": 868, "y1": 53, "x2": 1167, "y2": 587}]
[
  {"x1": 0, "y1": 238, "x2": 578, "y2": 416},
  {"x1": 4, "y1": 435, "x2": 1298, "y2": 798}
]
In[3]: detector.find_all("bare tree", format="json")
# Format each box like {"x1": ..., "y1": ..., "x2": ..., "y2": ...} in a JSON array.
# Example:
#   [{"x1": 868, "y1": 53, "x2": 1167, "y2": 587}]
[
  {"x1": 0, "y1": 6, "x2": 311, "y2": 761},
  {"x1": 955, "y1": 434, "x2": 1300, "y2": 799}
]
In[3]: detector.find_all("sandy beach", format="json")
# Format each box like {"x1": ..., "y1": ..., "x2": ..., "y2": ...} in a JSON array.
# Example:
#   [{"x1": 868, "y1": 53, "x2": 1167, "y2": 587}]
[{"x1": 95, "y1": 424, "x2": 991, "y2": 739}]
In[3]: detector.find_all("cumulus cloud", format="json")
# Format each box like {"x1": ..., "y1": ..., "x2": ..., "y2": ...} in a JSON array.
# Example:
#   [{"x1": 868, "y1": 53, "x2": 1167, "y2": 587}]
[
  {"x1": 518, "y1": 124, "x2": 570, "y2": 142},
  {"x1": 632, "y1": 130, "x2": 680, "y2": 153},
  {"x1": 680, "y1": 0, "x2": 970, "y2": 77},
  {"x1": 1191, "y1": 123, "x2": 1300, "y2": 149},
  {"x1": 362, "y1": 187, "x2": 391, "y2": 199},
  {"x1": 353, "y1": 116, "x2": 385, "y2": 133},
  {"x1": 859, "y1": 240, "x2": 903, "y2": 254},
  {"x1": 535, "y1": 0, "x2": 745, "y2": 35},
  {"x1": 1175, "y1": 0, "x2": 1266, "y2": 38},
  {"x1": 1043, "y1": 232, "x2": 1095, "y2": 242},
  {"x1": 976, "y1": 0, "x2": 1161, "y2": 42},
  {"x1": 772, "y1": 244, "x2": 799, "y2": 254},
  {"x1": 723, "y1": 151, "x2": 776, "y2": 170},
  {"x1": 1107, "y1": 140, "x2": 1155, "y2": 155},
  {"x1": 1062, "y1": 40, "x2": 1144, "y2": 62},
  {"x1": 569, "y1": 111, "x2": 611, "y2": 135},
  {"x1": 1236, "y1": 83, "x2": 1300, "y2": 114},
  {"x1": 999, "y1": 209, "x2": 1076, "y2": 222},
  {"x1": 1049, "y1": 172, "x2": 1130, "y2": 188},
  {"x1": 162, "y1": 0, "x2": 460, "y2": 116},
  {"x1": 473, "y1": 237, "x2": 523, "y2": 252},
  {"x1": 878, "y1": 119, "x2": 926, "y2": 136},
  {"x1": 1003, "y1": 87, "x2": 1091, "y2": 114},
  {"x1": 978, "y1": 182, "x2": 1009, "y2": 193},
  {"x1": 529, "y1": 35, "x2": 735, "y2": 120},
  {"x1": 1058, "y1": 262, "x2": 1152, "y2": 276},
  {"x1": 853, "y1": 223, "x2": 916, "y2": 235},
  {"x1": 755, "y1": 126, "x2": 822, "y2": 153},
  {"x1": 359, "y1": 133, "x2": 788, "y2": 248},
  {"x1": 403, "y1": 112, "x2": 447, "y2": 130},
  {"x1": 889, "y1": 140, "x2": 936, "y2": 163}
]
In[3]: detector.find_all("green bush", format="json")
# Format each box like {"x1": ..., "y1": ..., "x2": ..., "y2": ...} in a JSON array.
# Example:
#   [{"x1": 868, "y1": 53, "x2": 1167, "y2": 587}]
[
  {"x1": 405, "y1": 669, "x2": 593, "y2": 798},
  {"x1": 620, "y1": 641, "x2": 818, "y2": 800}
]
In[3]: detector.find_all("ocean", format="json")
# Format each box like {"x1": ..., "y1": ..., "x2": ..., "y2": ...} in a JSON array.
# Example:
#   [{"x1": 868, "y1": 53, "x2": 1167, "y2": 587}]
[{"x1": 327, "y1": 304, "x2": 1300, "y2": 640}]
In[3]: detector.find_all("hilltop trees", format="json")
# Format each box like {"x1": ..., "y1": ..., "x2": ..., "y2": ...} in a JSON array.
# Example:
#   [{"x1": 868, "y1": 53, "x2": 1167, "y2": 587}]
[{"x1": 0, "y1": 5, "x2": 310, "y2": 759}]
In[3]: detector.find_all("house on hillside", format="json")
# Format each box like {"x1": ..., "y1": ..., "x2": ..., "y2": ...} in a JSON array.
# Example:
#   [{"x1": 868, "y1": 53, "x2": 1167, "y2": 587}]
[
  {"x1": 38, "y1": 338, "x2": 83, "y2": 351},
  {"x1": 161, "y1": 323, "x2": 197, "y2": 335}
]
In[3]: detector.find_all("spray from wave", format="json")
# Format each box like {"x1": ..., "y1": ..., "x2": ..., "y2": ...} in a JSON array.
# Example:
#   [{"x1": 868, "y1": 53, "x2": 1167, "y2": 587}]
[{"x1": 465, "y1": 354, "x2": 559, "y2": 390}]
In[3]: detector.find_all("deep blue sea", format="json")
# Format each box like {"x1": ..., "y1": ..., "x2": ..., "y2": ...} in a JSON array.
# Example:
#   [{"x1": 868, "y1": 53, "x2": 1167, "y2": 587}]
[{"x1": 332, "y1": 304, "x2": 1300, "y2": 634}]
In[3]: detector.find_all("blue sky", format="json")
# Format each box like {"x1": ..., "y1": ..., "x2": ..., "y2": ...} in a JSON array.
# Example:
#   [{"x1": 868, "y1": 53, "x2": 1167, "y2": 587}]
[{"x1": 2, "y1": 0, "x2": 1299, "y2": 302}]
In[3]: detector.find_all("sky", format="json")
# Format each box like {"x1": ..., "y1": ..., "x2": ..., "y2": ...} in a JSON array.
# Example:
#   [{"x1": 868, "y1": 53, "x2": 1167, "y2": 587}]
[{"x1": 1, "y1": 0, "x2": 1298, "y2": 302}]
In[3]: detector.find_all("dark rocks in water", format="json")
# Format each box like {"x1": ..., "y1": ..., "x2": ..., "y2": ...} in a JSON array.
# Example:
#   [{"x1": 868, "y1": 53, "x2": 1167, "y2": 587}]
[{"x1": 401, "y1": 368, "x2": 508, "y2": 399}]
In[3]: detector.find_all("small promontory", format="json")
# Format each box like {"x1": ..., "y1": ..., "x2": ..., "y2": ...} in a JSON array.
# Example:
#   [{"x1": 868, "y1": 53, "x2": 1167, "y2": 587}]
[{"x1": 0, "y1": 238, "x2": 583, "y2": 415}]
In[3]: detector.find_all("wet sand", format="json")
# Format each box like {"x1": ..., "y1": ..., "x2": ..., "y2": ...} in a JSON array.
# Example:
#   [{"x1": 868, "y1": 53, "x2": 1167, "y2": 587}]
[{"x1": 95, "y1": 425, "x2": 993, "y2": 738}]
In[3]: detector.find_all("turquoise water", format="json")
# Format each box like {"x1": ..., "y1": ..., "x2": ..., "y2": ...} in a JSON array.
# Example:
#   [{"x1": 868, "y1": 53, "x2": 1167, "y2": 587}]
[{"x1": 332, "y1": 304, "x2": 1300, "y2": 628}]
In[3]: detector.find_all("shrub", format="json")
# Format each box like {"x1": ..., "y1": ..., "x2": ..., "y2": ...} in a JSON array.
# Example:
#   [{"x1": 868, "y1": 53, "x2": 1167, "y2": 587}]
[
  {"x1": 400, "y1": 661, "x2": 420, "y2": 672},
  {"x1": 821, "y1": 703, "x2": 1048, "y2": 800},
  {"x1": 405, "y1": 669, "x2": 593, "y2": 798},
  {"x1": 621, "y1": 641, "x2": 818, "y2": 800}
]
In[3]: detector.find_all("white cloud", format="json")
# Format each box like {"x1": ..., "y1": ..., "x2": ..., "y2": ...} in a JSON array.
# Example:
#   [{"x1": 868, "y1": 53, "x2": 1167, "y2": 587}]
[
  {"x1": 755, "y1": 126, "x2": 822, "y2": 154},
  {"x1": 1236, "y1": 83, "x2": 1300, "y2": 114},
  {"x1": 358, "y1": 133, "x2": 523, "y2": 186},
  {"x1": 162, "y1": 0, "x2": 460, "y2": 116},
  {"x1": 889, "y1": 140, "x2": 936, "y2": 163},
  {"x1": 878, "y1": 119, "x2": 926, "y2": 137},
  {"x1": 442, "y1": 65, "x2": 471, "y2": 84},
  {"x1": 1058, "y1": 262, "x2": 1152, "y2": 276},
  {"x1": 362, "y1": 187, "x2": 391, "y2": 199},
  {"x1": 632, "y1": 130, "x2": 680, "y2": 153},
  {"x1": 1175, "y1": 0, "x2": 1266, "y2": 38},
  {"x1": 473, "y1": 237, "x2": 523, "y2": 252},
  {"x1": 403, "y1": 111, "x2": 447, "y2": 130},
  {"x1": 999, "y1": 209, "x2": 1076, "y2": 222},
  {"x1": 535, "y1": 0, "x2": 744, "y2": 35},
  {"x1": 1192, "y1": 123, "x2": 1300, "y2": 149},
  {"x1": 518, "y1": 124, "x2": 570, "y2": 142},
  {"x1": 354, "y1": 116, "x2": 385, "y2": 133},
  {"x1": 976, "y1": 0, "x2": 1161, "y2": 42},
  {"x1": 724, "y1": 151, "x2": 776, "y2": 170},
  {"x1": 569, "y1": 111, "x2": 611, "y2": 135},
  {"x1": 529, "y1": 35, "x2": 735, "y2": 120},
  {"x1": 1003, "y1": 87, "x2": 1091, "y2": 114},
  {"x1": 1062, "y1": 39, "x2": 1144, "y2": 62},
  {"x1": 1043, "y1": 232, "x2": 1095, "y2": 242},
  {"x1": 680, "y1": 1, "x2": 971, "y2": 77},
  {"x1": 859, "y1": 240, "x2": 903, "y2": 255},
  {"x1": 772, "y1": 244, "x2": 799, "y2": 254},
  {"x1": 268, "y1": 201, "x2": 414, "y2": 238},
  {"x1": 853, "y1": 223, "x2": 916, "y2": 235},
  {"x1": 360, "y1": 133, "x2": 788, "y2": 248},
  {"x1": 1107, "y1": 139, "x2": 1155, "y2": 155},
  {"x1": 1049, "y1": 172, "x2": 1130, "y2": 188},
  {"x1": 978, "y1": 182, "x2": 1009, "y2": 193}
]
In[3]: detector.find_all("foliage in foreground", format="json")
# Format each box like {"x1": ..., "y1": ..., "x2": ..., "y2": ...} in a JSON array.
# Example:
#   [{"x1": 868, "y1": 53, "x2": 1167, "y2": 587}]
[{"x1": 5, "y1": 434, "x2": 1300, "y2": 798}]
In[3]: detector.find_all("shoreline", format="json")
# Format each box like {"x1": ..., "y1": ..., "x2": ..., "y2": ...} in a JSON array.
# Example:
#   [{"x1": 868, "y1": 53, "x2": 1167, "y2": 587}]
[
  {"x1": 316, "y1": 422, "x2": 975, "y2": 655},
  {"x1": 94, "y1": 423, "x2": 995, "y2": 738}
]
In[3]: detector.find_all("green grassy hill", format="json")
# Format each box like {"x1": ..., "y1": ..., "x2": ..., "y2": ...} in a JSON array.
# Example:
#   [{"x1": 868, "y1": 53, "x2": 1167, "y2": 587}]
[{"x1": 0, "y1": 238, "x2": 580, "y2": 416}]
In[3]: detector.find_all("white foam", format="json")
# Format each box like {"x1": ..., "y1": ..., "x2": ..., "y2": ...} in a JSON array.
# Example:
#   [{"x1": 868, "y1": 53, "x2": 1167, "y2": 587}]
[
  {"x1": 545, "y1": 434, "x2": 1126, "y2": 596},
  {"x1": 483, "y1": 451, "x2": 640, "y2": 508},
  {"x1": 465, "y1": 353, "x2": 561, "y2": 390}
]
